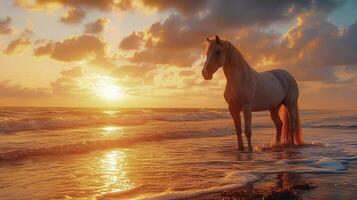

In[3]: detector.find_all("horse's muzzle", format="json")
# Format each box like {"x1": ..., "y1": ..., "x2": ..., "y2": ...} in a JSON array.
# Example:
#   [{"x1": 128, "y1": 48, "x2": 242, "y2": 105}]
[{"x1": 202, "y1": 70, "x2": 212, "y2": 80}]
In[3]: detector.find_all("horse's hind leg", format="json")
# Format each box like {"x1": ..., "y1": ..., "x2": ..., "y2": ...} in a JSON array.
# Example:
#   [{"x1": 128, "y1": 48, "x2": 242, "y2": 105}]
[
  {"x1": 269, "y1": 105, "x2": 283, "y2": 145},
  {"x1": 286, "y1": 101, "x2": 297, "y2": 145}
]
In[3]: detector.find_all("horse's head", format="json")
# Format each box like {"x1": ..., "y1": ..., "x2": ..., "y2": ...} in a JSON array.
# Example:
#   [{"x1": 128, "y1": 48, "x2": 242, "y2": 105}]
[{"x1": 202, "y1": 35, "x2": 226, "y2": 80}]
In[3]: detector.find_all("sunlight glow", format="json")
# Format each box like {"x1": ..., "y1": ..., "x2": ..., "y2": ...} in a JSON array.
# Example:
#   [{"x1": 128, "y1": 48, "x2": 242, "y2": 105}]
[{"x1": 94, "y1": 77, "x2": 122, "y2": 101}]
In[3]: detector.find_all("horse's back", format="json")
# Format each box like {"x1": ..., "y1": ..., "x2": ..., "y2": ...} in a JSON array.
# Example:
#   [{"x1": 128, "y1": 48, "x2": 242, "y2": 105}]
[
  {"x1": 253, "y1": 69, "x2": 298, "y2": 111},
  {"x1": 252, "y1": 70, "x2": 285, "y2": 111},
  {"x1": 268, "y1": 69, "x2": 299, "y2": 98}
]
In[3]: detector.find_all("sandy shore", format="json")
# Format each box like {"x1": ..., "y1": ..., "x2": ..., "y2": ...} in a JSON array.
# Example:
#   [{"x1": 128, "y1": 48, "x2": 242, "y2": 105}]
[{"x1": 197, "y1": 161, "x2": 357, "y2": 200}]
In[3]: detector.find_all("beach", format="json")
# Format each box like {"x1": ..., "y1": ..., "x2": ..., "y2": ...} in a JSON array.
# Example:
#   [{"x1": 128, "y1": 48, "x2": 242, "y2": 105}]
[{"x1": 0, "y1": 107, "x2": 356, "y2": 199}]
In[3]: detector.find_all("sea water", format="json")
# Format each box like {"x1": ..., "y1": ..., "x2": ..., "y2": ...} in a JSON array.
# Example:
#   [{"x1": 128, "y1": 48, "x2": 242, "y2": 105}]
[{"x1": 0, "y1": 107, "x2": 356, "y2": 199}]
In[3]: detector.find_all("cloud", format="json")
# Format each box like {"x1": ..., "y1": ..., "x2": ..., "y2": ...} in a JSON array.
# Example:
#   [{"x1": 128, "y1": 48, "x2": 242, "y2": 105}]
[
  {"x1": 84, "y1": 18, "x2": 108, "y2": 34},
  {"x1": 119, "y1": 1, "x2": 344, "y2": 68},
  {"x1": 120, "y1": 14, "x2": 202, "y2": 67},
  {"x1": 141, "y1": 0, "x2": 208, "y2": 16},
  {"x1": 16, "y1": 0, "x2": 132, "y2": 12},
  {"x1": 51, "y1": 67, "x2": 84, "y2": 97},
  {"x1": 60, "y1": 7, "x2": 86, "y2": 24},
  {"x1": 0, "y1": 16, "x2": 13, "y2": 35},
  {"x1": 179, "y1": 70, "x2": 195, "y2": 77},
  {"x1": 300, "y1": 81, "x2": 357, "y2": 109},
  {"x1": 112, "y1": 64, "x2": 154, "y2": 78},
  {"x1": 3, "y1": 37, "x2": 31, "y2": 54},
  {"x1": 0, "y1": 80, "x2": 50, "y2": 98},
  {"x1": 244, "y1": 11, "x2": 357, "y2": 82},
  {"x1": 33, "y1": 34, "x2": 112, "y2": 67},
  {"x1": 119, "y1": 31, "x2": 144, "y2": 50},
  {"x1": 129, "y1": 47, "x2": 198, "y2": 67},
  {"x1": 200, "y1": 0, "x2": 342, "y2": 28}
]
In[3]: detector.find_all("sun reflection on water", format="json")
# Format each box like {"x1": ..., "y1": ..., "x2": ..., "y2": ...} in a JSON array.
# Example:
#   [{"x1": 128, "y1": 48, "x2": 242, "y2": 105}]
[
  {"x1": 102, "y1": 126, "x2": 123, "y2": 132},
  {"x1": 100, "y1": 150, "x2": 135, "y2": 193},
  {"x1": 102, "y1": 110, "x2": 120, "y2": 116}
]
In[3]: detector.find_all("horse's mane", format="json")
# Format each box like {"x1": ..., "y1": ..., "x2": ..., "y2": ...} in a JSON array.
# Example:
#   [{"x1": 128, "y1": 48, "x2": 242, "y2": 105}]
[
  {"x1": 205, "y1": 38, "x2": 245, "y2": 64},
  {"x1": 222, "y1": 40, "x2": 245, "y2": 63}
]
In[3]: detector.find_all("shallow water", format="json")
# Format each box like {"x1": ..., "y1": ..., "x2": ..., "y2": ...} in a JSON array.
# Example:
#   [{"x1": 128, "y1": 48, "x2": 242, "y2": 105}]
[{"x1": 0, "y1": 107, "x2": 356, "y2": 199}]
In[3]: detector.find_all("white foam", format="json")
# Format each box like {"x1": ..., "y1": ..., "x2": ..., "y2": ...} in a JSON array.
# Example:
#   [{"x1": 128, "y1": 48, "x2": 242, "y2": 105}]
[
  {"x1": 128, "y1": 172, "x2": 257, "y2": 200},
  {"x1": 315, "y1": 157, "x2": 346, "y2": 171},
  {"x1": 261, "y1": 156, "x2": 347, "y2": 174}
]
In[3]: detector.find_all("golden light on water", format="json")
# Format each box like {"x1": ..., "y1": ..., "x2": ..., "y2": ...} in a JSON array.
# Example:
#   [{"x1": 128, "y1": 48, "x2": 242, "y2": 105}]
[
  {"x1": 102, "y1": 110, "x2": 120, "y2": 116},
  {"x1": 100, "y1": 150, "x2": 135, "y2": 193},
  {"x1": 102, "y1": 126, "x2": 123, "y2": 132}
]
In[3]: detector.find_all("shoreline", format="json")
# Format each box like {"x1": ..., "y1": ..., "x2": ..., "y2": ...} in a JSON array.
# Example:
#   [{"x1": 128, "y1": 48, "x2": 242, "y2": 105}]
[
  {"x1": 199, "y1": 173, "x2": 316, "y2": 200},
  {"x1": 197, "y1": 160, "x2": 357, "y2": 200}
]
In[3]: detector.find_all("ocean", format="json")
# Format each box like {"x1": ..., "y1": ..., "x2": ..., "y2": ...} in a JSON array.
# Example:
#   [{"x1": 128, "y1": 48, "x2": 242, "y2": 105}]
[{"x1": 0, "y1": 107, "x2": 356, "y2": 199}]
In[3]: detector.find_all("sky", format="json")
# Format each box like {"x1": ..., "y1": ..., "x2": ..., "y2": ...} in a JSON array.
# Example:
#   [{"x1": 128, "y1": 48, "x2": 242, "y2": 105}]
[{"x1": 0, "y1": 0, "x2": 357, "y2": 109}]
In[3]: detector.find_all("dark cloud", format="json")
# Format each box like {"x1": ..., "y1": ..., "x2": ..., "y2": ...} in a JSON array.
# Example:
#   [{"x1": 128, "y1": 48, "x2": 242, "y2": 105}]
[
  {"x1": 200, "y1": 0, "x2": 343, "y2": 27},
  {"x1": 3, "y1": 37, "x2": 31, "y2": 54},
  {"x1": 84, "y1": 18, "x2": 108, "y2": 34},
  {"x1": 0, "y1": 16, "x2": 13, "y2": 35},
  {"x1": 60, "y1": 7, "x2": 86, "y2": 24}
]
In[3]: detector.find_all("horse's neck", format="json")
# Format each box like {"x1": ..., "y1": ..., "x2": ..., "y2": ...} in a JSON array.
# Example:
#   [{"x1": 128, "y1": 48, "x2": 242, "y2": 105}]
[{"x1": 223, "y1": 43, "x2": 257, "y2": 87}]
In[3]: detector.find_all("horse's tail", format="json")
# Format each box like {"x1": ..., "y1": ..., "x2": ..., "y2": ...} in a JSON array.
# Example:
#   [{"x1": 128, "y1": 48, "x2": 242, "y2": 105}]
[
  {"x1": 294, "y1": 104, "x2": 303, "y2": 145},
  {"x1": 280, "y1": 104, "x2": 303, "y2": 145}
]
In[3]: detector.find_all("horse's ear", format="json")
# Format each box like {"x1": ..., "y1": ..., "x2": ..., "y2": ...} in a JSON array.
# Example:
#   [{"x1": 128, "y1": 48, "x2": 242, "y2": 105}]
[
  {"x1": 215, "y1": 35, "x2": 221, "y2": 44},
  {"x1": 206, "y1": 37, "x2": 211, "y2": 42}
]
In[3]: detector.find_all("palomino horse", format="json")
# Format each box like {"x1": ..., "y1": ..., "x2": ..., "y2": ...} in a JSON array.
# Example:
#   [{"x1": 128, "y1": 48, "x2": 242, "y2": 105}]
[{"x1": 202, "y1": 35, "x2": 303, "y2": 152}]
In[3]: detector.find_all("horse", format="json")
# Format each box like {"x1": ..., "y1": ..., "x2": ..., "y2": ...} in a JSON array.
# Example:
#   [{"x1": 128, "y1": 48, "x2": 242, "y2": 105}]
[{"x1": 202, "y1": 35, "x2": 303, "y2": 152}]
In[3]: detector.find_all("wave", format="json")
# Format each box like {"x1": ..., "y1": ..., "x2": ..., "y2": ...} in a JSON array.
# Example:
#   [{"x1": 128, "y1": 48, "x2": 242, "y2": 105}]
[
  {"x1": 0, "y1": 109, "x2": 232, "y2": 133},
  {"x1": 1, "y1": 117, "x2": 357, "y2": 133},
  {"x1": 0, "y1": 117, "x2": 146, "y2": 132},
  {"x1": 99, "y1": 172, "x2": 258, "y2": 200},
  {"x1": 309, "y1": 124, "x2": 357, "y2": 129},
  {"x1": 156, "y1": 111, "x2": 230, "y2": 122},
  {"x1": 1, "y1": 108, "x2": 357, "y2": 133},
  {"x1": 0, "y1": 128, "x2": 232, "y2": 161}
]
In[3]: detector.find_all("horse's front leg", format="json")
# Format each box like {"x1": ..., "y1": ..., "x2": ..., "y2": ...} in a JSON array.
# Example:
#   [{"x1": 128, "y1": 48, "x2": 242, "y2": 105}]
[
  {"x1": 229, "y1": 105, "x2": 244, "y2": 151},
  {"x1": 243, "y1": 104, "x2": 253, "y2": 152}
]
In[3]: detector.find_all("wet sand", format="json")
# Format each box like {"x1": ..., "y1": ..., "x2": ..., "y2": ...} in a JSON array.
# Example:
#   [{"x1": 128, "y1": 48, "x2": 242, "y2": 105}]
[{"x1": 199, "y1": 161, "x2": 357, "y2": 200}]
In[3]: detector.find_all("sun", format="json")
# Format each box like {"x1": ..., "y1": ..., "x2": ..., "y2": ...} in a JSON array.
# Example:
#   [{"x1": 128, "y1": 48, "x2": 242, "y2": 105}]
[
  {"x1": 100, "y1": 84, "x2": 121, "y2": 100},
  {"x1": 95, "y1": 78, "x2": 122, "y2": 101}
]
